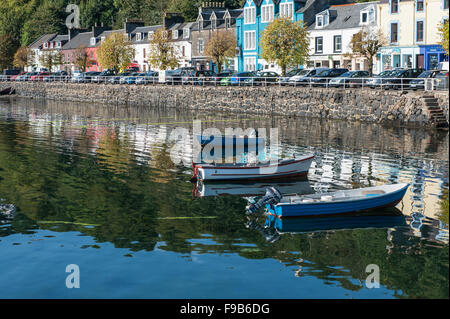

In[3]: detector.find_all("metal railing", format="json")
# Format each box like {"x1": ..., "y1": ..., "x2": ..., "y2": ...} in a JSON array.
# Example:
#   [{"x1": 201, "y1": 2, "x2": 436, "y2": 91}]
[{"x1": 1, "y1": 74, "x2": 448, "y2": 91}]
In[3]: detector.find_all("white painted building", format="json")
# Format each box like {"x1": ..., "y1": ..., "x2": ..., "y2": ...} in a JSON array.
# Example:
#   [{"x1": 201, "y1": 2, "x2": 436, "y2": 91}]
[{"x1": 307, "y1": 1, "x2": 379, "y2": 72}]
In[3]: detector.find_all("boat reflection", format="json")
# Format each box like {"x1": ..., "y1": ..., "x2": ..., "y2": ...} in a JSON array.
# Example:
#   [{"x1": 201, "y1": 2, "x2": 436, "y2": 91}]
[
  {"x1": 266, "y1": 208, "x2": 407, "y2": 234},
  {"x1": 193, "y1": 178, "x2": 314, "y2": 198},
  {"x1": 247, "y1": 208, "x2": 407, "y2": 243}
]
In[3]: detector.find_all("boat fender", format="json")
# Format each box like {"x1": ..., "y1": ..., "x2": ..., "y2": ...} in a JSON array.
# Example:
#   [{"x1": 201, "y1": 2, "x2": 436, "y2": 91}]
[{"x1": 246, "y1": 187, "x2": 282, "y2": 214}]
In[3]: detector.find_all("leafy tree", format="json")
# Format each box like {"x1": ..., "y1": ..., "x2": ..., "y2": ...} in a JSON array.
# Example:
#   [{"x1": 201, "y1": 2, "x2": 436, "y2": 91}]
[
  {"x1": 72, "y1": 45, "x2": 93, "y2": 71},
  {"x1": 438, "y1": 19, "x2": 449, "y2": 55},
  {"x1": 204, "y1": 30, "x2": 236, "y2": 72},
  {"x1": 347, "y1": 27, "x2": 387, "y2": 76},
  {"x1": 147, "y1": 28, "x2": 179, "y2": 71},
  {"x1": 0, "y1": 34, "x2": 16, "y2": 70},
  {"x1": 260, "y1": 18, "x2": 310, "y2": 76},
  {"x1": 39, "y1": 50, "x2": 63, "y2": 71},
  {"x1": 97, "y1": 32, "x2": 135, "y2": 73},
  {"x1": 79, "y1": 0, "x2": 116, "y2": 29},
  {"x1": 21, "y1": 1, "x2": 69, "y2": 46},
  {"x1": 13, "y1": 46, "x2": 35, "y2": 70}
]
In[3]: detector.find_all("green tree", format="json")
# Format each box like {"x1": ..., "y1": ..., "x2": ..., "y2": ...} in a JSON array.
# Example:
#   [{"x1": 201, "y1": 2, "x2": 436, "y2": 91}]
[
  {"x1": 204, "y1": 30, "x2": 236, "y2": 72},
  {"x1": 147, "y1": 28, "x2": 179, "y2": 70},
  {"x1": 21, "y1": 1, "x2": 68, "y2": 46},
  {"x1": 438, "y1": 19, "x2": 449, "y2": 55},
  {"x1": 347, "y1": 27, "x2": 387, "y2": 76},
  {"x1": 97, "y1": 32, "x2": 135, "y2": 73},
  {"x1": 260, "y1": 18, "x2": 310, "y2": 76},
  {"x1": 0, "y1": 34, "x2": 16, "y2": 70},
  {"x1": 79, "y1": 0, "x2": 117, "y2": 29}
]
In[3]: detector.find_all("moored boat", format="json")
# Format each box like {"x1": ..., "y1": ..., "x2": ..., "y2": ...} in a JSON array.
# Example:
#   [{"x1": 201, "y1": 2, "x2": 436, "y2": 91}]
[
  {"x1": 191, "y1": 154, "x2": 314, "y2": 182},
  {"x1": 247, "y1": 183, "x2": 409, "y2": 218},
  {"x1": 196, "y1": 134, "x2": 265, "y2": 148}
]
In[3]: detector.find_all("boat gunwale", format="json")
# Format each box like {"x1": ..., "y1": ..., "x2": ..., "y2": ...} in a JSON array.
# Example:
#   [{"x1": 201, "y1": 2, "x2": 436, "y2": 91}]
[
  {"x1": 195, "y1": 155, "x2": 314, "y2": 170},
  {"x1": 275, "y1": 183, "x2": 410, "y2": 207}
]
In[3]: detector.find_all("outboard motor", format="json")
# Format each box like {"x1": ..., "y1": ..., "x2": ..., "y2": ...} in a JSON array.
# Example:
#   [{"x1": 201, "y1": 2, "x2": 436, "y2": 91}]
[{"x1": 246, "y1": 187, "x2": 282, "y2": 214}]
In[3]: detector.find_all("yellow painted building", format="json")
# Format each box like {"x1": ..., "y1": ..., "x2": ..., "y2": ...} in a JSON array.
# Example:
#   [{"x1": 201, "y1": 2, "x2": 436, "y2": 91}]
[{"x1": 376, "y1": 0, "x2": 449, "y2": 72}]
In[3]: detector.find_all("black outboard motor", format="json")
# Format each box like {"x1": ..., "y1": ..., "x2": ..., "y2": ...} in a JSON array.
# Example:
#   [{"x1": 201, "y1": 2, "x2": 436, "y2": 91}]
[{"x1": 246, "y1": 187, "x2": 282, "y2": 214}]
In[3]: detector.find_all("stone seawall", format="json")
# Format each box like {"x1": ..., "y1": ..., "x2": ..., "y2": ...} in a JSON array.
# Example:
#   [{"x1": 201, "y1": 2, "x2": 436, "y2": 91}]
[{"x1": 1, "y1": 82, "x2": 448, "y2": 127}]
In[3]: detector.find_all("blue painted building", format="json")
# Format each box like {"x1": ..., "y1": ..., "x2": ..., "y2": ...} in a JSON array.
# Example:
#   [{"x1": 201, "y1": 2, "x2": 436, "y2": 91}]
[
  {"x1": 235, "y1": 0, "x2": 353, "y2": 72},
  {"x1": 235, "y1": 0, "x2": 307, "y2": 73}
]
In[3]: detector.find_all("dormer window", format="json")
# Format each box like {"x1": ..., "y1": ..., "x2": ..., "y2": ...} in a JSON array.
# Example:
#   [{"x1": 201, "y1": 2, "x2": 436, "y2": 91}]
[
  {"x1": 225, "y1": 18, "x2": 231, "y2": 29},
  {"x1": 149, "y1": 31, "x2": 154, "y2": 40},
  {"x1": 90, "y1": 37, "x2": 96, "y2": 45},
  {"x1": 101, "y1": 36, "x2": 106, "y2": 42},
  {"x1": 172, "y1": 30, "x2": 178, "y2": 39},
  {"x1": 244, "y1": 6, "x2": 256, "y2": 24},
  {"x1": 261, "y1": 4, "x2": 274, "y2": 23},
  {"x1": 280, "y1": 2, "x2": 294, "y2": 20},
  {"x1": 136, "y1": 33, "x2": 142, "y2": 41},
  {"x1": 43, "y1": 42, "x2": 48, "y2": 49},
  {"x1": 212, "y1": 18, "x2": 217, "y2": 30},
  {"x1": 183, "y1": 28, "x2": 190, "y2": 39},
  {"x1": 360, "y1": 7, "x2": 375, "y2": 25},
  {"x1": 317, "y1": 16, "x2": 323, "y2": 27},
  {"x1": 57, "y1": 42, "x2": 61, "y2": 48}
]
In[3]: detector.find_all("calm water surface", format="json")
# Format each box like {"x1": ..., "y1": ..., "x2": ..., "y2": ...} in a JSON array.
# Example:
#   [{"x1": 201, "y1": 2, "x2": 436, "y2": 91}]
[{"x1": 0, "y1": 97, "x2": 448, "y2": 299}]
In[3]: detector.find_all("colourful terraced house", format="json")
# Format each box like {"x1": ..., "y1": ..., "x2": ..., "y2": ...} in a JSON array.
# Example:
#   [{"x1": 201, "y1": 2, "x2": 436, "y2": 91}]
[
  {"x1": 235, "y1": 0, "x2": 355, "y2": 73},
  {"x1": 235, "y1": 0, "x2": 306, "y2": 73}
]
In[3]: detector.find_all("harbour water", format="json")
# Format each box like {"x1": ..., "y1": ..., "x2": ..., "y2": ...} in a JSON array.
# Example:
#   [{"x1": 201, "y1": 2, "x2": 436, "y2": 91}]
[{"x1": 0, "y1": 97, "x2": 448, "y2": 298}]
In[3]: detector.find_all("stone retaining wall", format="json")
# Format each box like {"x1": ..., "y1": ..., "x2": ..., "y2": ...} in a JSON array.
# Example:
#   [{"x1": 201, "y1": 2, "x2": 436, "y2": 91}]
[{"x1": 1, "y1": 82, "x2": 448, "y2": 127}]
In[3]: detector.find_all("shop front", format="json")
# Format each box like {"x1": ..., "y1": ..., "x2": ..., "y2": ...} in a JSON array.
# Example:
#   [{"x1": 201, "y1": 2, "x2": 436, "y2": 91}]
[
  {"x1": 378, "y1": 46, "x2": 422, "y2": 72},
  {"x1": 420, "y1": 45, "x2": 448, "y2": 70}
]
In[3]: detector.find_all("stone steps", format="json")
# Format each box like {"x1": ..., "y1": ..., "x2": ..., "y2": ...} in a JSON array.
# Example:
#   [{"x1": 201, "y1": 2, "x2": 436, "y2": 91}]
[{"x1": 422, "y1": 96, "x2": 449, "y2": 129}]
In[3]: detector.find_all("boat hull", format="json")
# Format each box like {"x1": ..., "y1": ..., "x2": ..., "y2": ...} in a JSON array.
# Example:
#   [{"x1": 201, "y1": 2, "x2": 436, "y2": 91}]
[
  {"x1": 194, "y1": 155, "x2": 314, "y2": 181},
  {"x1": 268, "y1": 184, "x2": 409, "y2": 218}
]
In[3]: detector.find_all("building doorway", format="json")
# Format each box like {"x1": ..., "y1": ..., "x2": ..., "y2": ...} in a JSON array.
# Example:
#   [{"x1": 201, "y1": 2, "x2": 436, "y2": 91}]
[{"x1": 416, "y1": 54, "x2": 424, "y2": 69}]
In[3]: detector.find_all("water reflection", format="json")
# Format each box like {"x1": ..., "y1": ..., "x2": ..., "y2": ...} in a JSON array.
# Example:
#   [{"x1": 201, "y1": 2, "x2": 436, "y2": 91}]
[{"x1": 0, "y1": 97, "x2": 448, "y2": 298}]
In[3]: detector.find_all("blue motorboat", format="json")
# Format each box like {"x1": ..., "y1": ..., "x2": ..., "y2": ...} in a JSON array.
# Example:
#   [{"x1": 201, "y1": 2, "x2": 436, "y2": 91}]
[{"x1": 247, "y1": 183, "x2": 409, "y2": 218}]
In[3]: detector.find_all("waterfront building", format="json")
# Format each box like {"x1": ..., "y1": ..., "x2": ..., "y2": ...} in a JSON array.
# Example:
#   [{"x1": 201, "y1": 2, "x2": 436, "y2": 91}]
[
  {"x1": 307, "y1": 2, "x2": 379, "y2": 72},
  {"x1": 191, "y1": 2, "x2": 243, "y2": 71},
  {"x1": 377, "y1": 0, "x2": 449, "y2": 72},
  {"x1": 29, "y1": 33, "x2": 70, "y2": 72},
  {"x1": 235, "y1": 0, "x2": 355, "y2": 73}
]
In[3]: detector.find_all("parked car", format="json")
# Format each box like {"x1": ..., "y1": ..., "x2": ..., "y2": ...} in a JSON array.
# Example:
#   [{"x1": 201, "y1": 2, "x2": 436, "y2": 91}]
[
  {"x1": 92, "y1": 69, "x2": 115, "y2": 83},
  {"x1": 119, "y1": 72, "x2": 139, "y2": 84},
  {"x1": 10, "y1": 71, "x2": 26, "y2": 82},
  {"x1": 365, "y1": 70, "x2": 395, "y2": 89},
  {"x1": 310, "y1": 68, "x2": 349, "y2": 87},
  {"x1": 288, "y1": 68, "x2": 328, "y2": 86},
  {"x1": 44, "y1": 70, "x2": 69, "y2": 82},
  {"x1": 30, "y1": 72, "x2": 51, "y2": 81},
  {"x1": 182, "y1": 70, "x2": 216, "y2": 85},
  {"x1": 328, "y1": 70, "x2": 370, "y2": 88},
  {"x1": 409, "y1": 70, "x2": 443, "y2": 90},
  {"x1": 16, "y1": 72, "x2": 39, "y2": 82},
  {"x1": 384, "y1": 68, "x2": 425, "y2": 90},
  {"x1": 71, "y1": 71, "x2": 84, "y2": 83},
  {"x1": 173, "y1": 67, "x2": 196, "y2": 84},
  {"x1": 107, "y1": 72, "x2": 132, "y2": 84},
  {"x1": 279, "y1": 68, "x2": 304, "y2": 85},
  {"x1": 135, "y1": 71, "x2": 158, "y2": 85},
  {"x1": 228, "y1": 71, "x2": 256, "y2": 86},
  {"x1": 244, "y1": 71, "x2": 279, "y2": 86},
  {"x1": 213, "y1": 70, "x2": 234, "y2": 83},
  {"x1": 433, "y1": 70, "x2": 449, "y2": 90},
  {"x1": 1, "y1": 69, "x2": 21, "y2": 81},
  {"x1": 219, "y1": 72, "x2": 237, "y2": 86}
]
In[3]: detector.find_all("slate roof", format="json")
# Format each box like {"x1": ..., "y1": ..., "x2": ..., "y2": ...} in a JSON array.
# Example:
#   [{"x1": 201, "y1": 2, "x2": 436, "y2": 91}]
[
  {"x1": 307, "y1": 1, "x2": 378, "y2": 30},
  {"x1": 29, "y1": 33, "x2": 57, "y2": 49}
]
